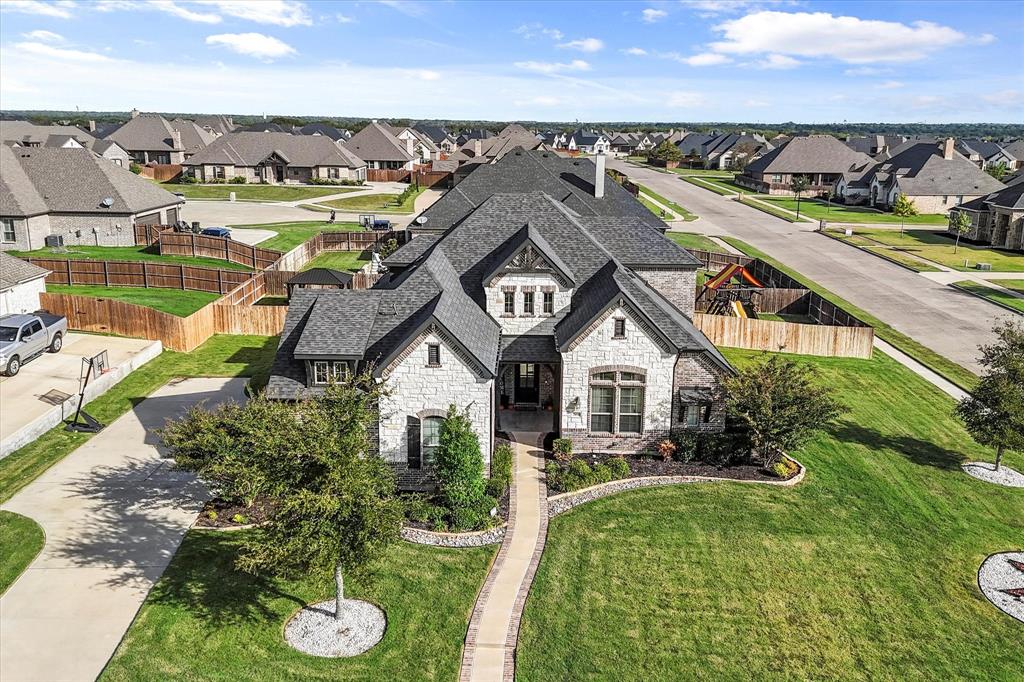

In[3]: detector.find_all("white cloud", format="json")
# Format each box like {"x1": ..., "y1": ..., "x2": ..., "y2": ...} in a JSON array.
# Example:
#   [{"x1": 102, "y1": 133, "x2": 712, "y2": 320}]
[
  {"x1": 642, "y1": 8, "x2": 667, "y2": 23},
  {"x1": 667, "y1": 91, "x2": 707, "y2": 107},
  {"x1": 876, "y1": 80, "x2": 905, "y2": 90},
  {"x1": 14, "y1": 42, "x2": 114, "y2": 63},
  {"x1": 1, "y1": 1, "x2": 74, "y2": 19},
  {"x1": 514, "y1": 23, "x2": 564, "y2": 41},
  {"x1": 743, "y1": 98, "x2": 769, "y2": 107},
  {"x1": 335, "y1": 13, "x2": 355, "y2": 23},
  {"x1": 514, "y1": 95, "x2": 560, "y2": 107},
  {"x1": 149, "y1": 1, "x2": 221, "y2": 23},
  {"x1": 513, "y1": 59, "x2": 591, "y2": 74},
  {"x1": 710, "y1": 11, "x2": 966, "y2": 64},
  {"x1": 755, "y1": 54, "x2": 799, "y2": 69},
  {"x1": 622, "y1": 47, "x2": 647, "y2": 56},
  {"x1": 982, "y1": 89, "x2": 1022, "y2": 106},
  {"x1": 558, "y1": 38, "x2": 604, "y2": 53},
  {"x1": 21, "y1": 29, "x2": 64, "y2": 42},
  {"x1": 395, "y1": 68, "x2": 440, "y2": 81},
  {"x1": 377, "y1": 0, "x2": 426, "y2": 17},
  {"x1": 844, "y1": 66, "x2": 892, "y2": 76},
  {"x1": 206, "y1": 33, "x2": 296, "y2": 60},
  {"x1": 677, "y1": 52, "x2": 732, "y2": 66},
  {"x1": 196, "y1": 1, "x2": 312, "y2": 27},
  {"x1": 978, "y1": 33, "x2": 996, "y2": 45}
]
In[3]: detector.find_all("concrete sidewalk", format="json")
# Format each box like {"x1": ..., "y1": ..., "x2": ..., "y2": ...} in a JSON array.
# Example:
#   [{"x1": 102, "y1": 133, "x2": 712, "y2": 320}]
[{"x1": 0, "y1": 377, "x2": 245, "y2": 682}]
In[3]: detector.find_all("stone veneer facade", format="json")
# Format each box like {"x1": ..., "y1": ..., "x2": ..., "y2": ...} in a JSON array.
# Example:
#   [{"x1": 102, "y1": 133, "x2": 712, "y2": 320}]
[
  {"x1": 635, "y1": 268, "x2": 697, "y2": 318},
  {"x1": 484, "y1": 272, "x2": 571, "y2": 335}
]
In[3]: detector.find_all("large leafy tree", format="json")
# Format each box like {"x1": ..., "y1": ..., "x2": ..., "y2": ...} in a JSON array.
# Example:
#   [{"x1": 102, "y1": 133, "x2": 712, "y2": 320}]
[
  {"x1": 163, "y1": 374, "x2": 402, "y2": 622},
  {"x1": 725, "y1": 356, "x2": 846, "y2": 467},
  {"x1": 955, "y1": 320, "x2": 1024, "y2": 471},
  {"x1": 649, "y1": 140, "x2": 683, "y2": 163}
]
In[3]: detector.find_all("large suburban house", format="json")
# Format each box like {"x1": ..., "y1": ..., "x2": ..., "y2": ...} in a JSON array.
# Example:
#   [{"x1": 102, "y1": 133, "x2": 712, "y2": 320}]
[
  {"x1": 266, "y1": 152, "x2": 731, "y2": 489},
  {"x1": 1, "y1": 121, "x2": 131, "y2": 167},
  {"x1": 182, "y1": 132, "x2": 366, "y2": 184},
  {"x1": 952, "y1": 173, "x2": 1024, "y2": 251},
  {"x1": 344, "y1": 121, "x2": 415, "y2": 170},
  {"x1": 736, "y1": 135, "x2": 875, "y2": 195},
  {"x1": 413, "y1": 125, "x2": 458, "y2": 154},
  {"x1": 389, "y1": 125, "x2": 440, "y2": 162},
  {"x1": 449, "y1": 125, "x2": 548, "y2": 181},
  {"x1": 103, "y1": 111, "x2": 217, "y2": 164},
  {"x1": 837, "y1": 139, "x2": 1005, "y2": 214},
  {"x1": 191, "y1": 114, "x2": 238, "y2": 136},
  {"x1": 955, "y1": 139, "x2": 1018, "y2": 171},
  {"x1": 0, "y1": 146, "x2": 184, "y2": 250},
  {"x1": 698, "y1": 133, "x2": 772, "y2": 170},
  {"x1": 566, "y1": 130, "x2": 610, "y2": 155}
]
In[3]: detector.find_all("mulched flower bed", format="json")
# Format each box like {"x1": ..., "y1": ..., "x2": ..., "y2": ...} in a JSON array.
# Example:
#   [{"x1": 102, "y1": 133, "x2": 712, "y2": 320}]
[
  {"x1": 571, "y1": 452, "x2": 791, "y2": 484},
  {"x1": 194, "y1": 497, "x2": 274, "y2": 528},
  {"x1": 401, "y1": 486, "x2": 510, "y2": 532}
]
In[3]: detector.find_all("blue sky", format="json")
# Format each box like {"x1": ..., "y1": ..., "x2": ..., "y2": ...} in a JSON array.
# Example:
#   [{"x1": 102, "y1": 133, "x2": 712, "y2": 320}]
[{"x1": 1, "y1": 0, "x2": 1022, "y2": 123}]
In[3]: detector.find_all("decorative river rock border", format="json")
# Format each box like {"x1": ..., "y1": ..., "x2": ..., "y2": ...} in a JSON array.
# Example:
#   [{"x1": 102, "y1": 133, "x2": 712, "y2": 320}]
[
  {"x1": 401, "y1": 524, "x2": 506, "y2": 547},
  {"x1": 547, "y1": 458, "x2": 806, "y2": 517},
  {"x1": 961, "y1": 462, "x2": 1024, "y2": 488},
  {"x1": 977, "y1": 551, "x2": 1024, "y2": 623}
]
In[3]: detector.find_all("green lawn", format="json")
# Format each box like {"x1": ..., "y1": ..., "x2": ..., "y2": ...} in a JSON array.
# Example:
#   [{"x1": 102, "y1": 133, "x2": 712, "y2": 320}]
[
  {"x1": 519, "y1": 349, "x2": 1023, "y2": 680},
  {"x1": 636, "y1": 183, "x2": 697, "y2": 221},
  {"x1": 722, "y1": 238, "x2": 979, "y2": 391},
  {"x1": 101, "y1": 532, "x2": 494, "y2": 681},
  {"x1": 761, "y1": 197, "x2": 949, "y2": 225},
  {"x1": 162, "y1": 184, "x2": 361, "y2": 201},
  {"x1": 666, "y1": 232, "x2": 725, "y2": 253},
  {"x1": 301, "y1": 251, "x2": 370, "y2": 273},
  {"x1": 668, "y1": 167, "x2": 733, "y2": 177},
  {"x1": 739, "y1": 195, "x2": 800, "y2": 223},
  {"x1": 997, "y1": 279, "x2": 1024, "y2": 294},
  {"x1": 47, "y1": 285, "x2": 220, "y2": 316},
  {"x1": 681, "y1": 175, "x2": 749, "y2": 196},
  {"x1": 11, "y1": 245, "x2": 253, "y2": 272},
  {"x1": 951, "y1": 280, "x2": 1024, "y2": 313},
  {"x1": 229, "y1": 222, "x2": 363, "y2": 253},
  {"x1": 322, "y1": 187, "x2": 425, "y2": 215},
  {"x1": 847, "y1": 228, "x2": 1024, "y2": 272},
  {"x1": 0, "y1": 335, "x2": 277, "y2": 505},
  {"x1": 0, "y1": 511, "x2": 44, "y2": 595}
]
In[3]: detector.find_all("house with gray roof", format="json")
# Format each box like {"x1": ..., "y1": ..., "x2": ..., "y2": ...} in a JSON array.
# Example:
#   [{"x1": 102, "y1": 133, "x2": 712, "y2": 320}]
[
  {"x1": 344, "y1": 121, "x2": 415, "y2": 170},
  {"x1": 413, "y1": 124, "x2": 457, "y2": 154},
  {"x1": 267, "y1": 153, "x2": 731, "y2": 489},
  {"x1": 1, "y1": 121, "x2": 130, "y2": 167},
  {"x1": 103, "y1": 112, "x2": 216, "y2": 164},
  {"x1": 951, "y1": 172, "x2": 1023, "y2": 251},
  {"x1": 182, "y1": 131, "x2": 366, "y2": 184},
  {"x1": 1, "y1": 146, "x2": 183, "y2": 251},
  {"x1": 737, "y1": 135, "x2": 875, "y2": 195},
  {"x1": 0, "y1": 252, "x2": 49, "y2": 315},
  {"x1": 955, "y1": 139, "x2": 1017, "y2": 171},
  {"x1": 192, "y1": 114, "x2": 237, "y2": 136}
]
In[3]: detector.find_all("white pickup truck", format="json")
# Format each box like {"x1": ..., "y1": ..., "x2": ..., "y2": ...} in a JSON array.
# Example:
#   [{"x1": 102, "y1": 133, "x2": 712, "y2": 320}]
[{"x1": 0, "y1": 312, "x2": 68, "y2": 377}]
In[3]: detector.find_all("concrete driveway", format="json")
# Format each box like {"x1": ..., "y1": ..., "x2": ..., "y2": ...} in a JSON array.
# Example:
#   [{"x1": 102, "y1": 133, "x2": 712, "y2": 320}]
[
  {"x1": 227, "y1": 227, "x2": 276, "y2": 246},
  {"x1": 611, "y1": 160, "x2": 1007, "y2": 373},
  {"x1": 180, "y1": 201, "x2": 323, "y2": 226},
  {"x1": 0, "y1": 377, "x2": 246, "y2": 682}
]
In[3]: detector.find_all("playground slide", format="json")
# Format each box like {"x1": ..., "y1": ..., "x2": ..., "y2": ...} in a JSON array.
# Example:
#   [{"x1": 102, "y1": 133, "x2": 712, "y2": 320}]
[{"x1": 730, "y1": 300, "x2": 748, "y2": 318}]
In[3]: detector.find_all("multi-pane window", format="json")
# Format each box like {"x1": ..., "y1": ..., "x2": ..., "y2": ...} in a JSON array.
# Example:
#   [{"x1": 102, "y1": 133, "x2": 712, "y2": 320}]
[
  {"x1": 422, "y1": 416, "x2": 443, "y2": 463},
  {"x1": 213, "y1": 166, "x2": 226, "y2": 180},
  {"x1": 328, "y1": 167, "x2": 340, "y2": 179},
  {"x1": 543, "y1": 291, "x2": 554, "y2": 315},
  {"x1": 523, "y1": 291, "x2": 535, "y2": 315},
  {"x1": 589, "y1": 369, "x2": 645, "y2": 434},
  {"x1": 503, "y1": 291, "x2": 515, "y2": 315},
  {"x1": 613, "y1": 318, "x2": 626, "y2": 338},
  {"x1": 1, "y1": 219, "x2": 15, "y2": 243},
  {"x1": 685, "y1": 404, "x2": 701, "y2": 427},
  {"x1": 312, "y1": 360, "x2": 348, "y2": 385},
  {"x1": 427, "y1": 343, "x2": 441, "y2": 366}
]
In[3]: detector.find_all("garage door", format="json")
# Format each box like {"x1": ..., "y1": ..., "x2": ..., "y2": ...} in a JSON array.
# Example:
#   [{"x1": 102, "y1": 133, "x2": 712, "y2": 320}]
[
  {"x1": 165, "y1": 208, "x2": 179, "y2": 224},
  {"x1": 136, "y1": 212, "x2": 160, "y2": 225}
]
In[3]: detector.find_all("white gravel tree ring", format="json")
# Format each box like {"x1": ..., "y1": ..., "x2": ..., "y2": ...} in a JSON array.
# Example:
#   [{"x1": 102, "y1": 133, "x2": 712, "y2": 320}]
[
  {"x1": 285, "y1": 599, "x2": 386, "y2": 657},
  {"x1": 961, "y1": 462, "x2": 1024, "y2": 488},
  {"x1": 977, "y1": 551, "x2": 1024, "y2": 623}
]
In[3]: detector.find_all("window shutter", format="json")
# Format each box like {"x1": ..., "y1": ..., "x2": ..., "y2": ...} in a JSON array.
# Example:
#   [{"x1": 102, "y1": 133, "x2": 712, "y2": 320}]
[{"x1": 407, "y1": 416, "x2": 421, "y2": 469}]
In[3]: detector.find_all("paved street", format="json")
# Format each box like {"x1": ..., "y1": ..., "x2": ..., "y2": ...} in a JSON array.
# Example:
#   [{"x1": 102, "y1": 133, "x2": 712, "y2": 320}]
[{"x1": 611, "y1": 160, "x2": 1012, "y2": 373}]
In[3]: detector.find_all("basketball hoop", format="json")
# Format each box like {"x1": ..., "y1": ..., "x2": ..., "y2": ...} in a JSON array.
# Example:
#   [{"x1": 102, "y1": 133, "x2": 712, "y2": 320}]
[{"x1": 66, "y1": 351, "x2": 108, "y2": 433}]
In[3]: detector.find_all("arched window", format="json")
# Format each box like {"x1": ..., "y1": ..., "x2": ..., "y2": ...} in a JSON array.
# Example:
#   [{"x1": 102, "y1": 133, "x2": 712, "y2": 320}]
[
  {"x1": 422, "y1": 416, "x2": 444, "y2": 464},
  {"x1": 589, "y1": 369, "x2": 645, "y2": 435}
]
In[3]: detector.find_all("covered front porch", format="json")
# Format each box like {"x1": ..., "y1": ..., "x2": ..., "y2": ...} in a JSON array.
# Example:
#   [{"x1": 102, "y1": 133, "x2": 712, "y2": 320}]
[{"x1": 495, "y1": 336, "x2": 561, "y2": 436}]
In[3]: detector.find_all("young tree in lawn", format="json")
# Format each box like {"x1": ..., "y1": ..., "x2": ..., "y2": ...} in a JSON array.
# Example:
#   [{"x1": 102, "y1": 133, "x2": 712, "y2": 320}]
[
  {"x1": 891, "y1": 192, "x2": 919, "y2": 234},
  {"x1": 434, "y1": 404, "x2": 485, "y2": 512},
  {"x1": 949, "y1": 211, "x2": 973, "y2": 254},
  {"x1": 725, "y1": 356, "x2": 845, "y2": 467},
  {"x1": 790, "y1": 175, "x2": 810, "y2": 219},
  {"x1": 955, "y1": 320, "x2": 1024, "y2": 472},
  {"x1": 649, "y1": 140, "x2": 683, "y2": 164}
]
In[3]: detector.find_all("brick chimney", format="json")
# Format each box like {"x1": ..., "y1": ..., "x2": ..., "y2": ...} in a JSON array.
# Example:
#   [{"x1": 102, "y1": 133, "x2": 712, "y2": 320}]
[
  {"x1": 942, "y1": 137, "x2": 954, "y2": 160},
  {"x1": 171, "y1": 129, "x2": 183, "y2": 150},
  {"x1": 594, "y1": 152, "x2": 606, "y2": 199},
  {"x1": 130, "y1": 108, "x2": 139, "y2": 119},
  {"x1": 405, "y1": 135, "x2": 415, "y2": 156},
  {"x1": 473, "y1": 138, "x2": 482, "y2": 157},
  {"x1": 87, "y1": 120, "x2": 96, "y2": 132}
]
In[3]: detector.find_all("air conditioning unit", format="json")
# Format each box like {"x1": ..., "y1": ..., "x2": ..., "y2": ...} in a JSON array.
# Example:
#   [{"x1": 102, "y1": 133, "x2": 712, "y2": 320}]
[
  {"x1": 44, "y1": 235, "x2": 64, "y2": 248},
  {"x1": 976, "y1": 262, "x2": 992, "y2": 271}
]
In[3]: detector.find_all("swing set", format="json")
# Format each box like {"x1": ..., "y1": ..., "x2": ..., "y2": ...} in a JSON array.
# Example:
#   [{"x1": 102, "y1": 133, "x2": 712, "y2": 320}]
[{"x1": 696, "y1": 263, "x2": 765, "y2": 318}]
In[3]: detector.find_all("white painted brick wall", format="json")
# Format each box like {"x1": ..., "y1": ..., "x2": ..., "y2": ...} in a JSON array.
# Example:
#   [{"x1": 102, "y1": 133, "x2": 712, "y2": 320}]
[
  {"x1": 0, "y1": 277, "x2": 46, "y2": 315},
  {"x1": 560, "y1": 306, "x2": 676, "y2": 434},
  {"x1": 379, "y1": 332, "x2": 493, "y2": 466},
  {"x1": 484, "y1": 273, "x2": 572, "y2": 335}
]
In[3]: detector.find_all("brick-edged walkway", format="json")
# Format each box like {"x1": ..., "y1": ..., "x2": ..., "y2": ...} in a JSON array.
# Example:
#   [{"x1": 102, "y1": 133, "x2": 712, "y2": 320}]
[{"x1": 460, "y1": 433, "x2": 548, "y2": 682}]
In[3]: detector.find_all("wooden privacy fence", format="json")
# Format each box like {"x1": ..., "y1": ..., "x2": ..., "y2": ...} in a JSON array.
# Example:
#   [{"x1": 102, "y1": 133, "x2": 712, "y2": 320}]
[
  {"x1": 134, "y1": 223, "x2": 175, "y2": 246},
  {"x1": 157, "y1": 231, "x2": 282, "y2": 270},
  {"x1": 268, "y1": 230, "x2": 404, "y2": 272},
  {"x1": 693, "y1": 313, "x2": 874, "y2": 359},
  {"x1": 28, "y1": 258, "x2": 252, "y2": 295},
  {"x1": 366, "y1": 168, "x2": 411, "y2": 183},
  {"x1": 138, "y1": 164, "x2": 183, "y2": 182}
]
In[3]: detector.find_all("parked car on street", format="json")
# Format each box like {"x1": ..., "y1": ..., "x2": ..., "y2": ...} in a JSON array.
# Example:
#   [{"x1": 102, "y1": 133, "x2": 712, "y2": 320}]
[
  {"x1": 200, "y1": 227, "x2": 232, "y2": 238},
  {"x1": 0, "y1": 313, "x2": 68, "y2": 376}
]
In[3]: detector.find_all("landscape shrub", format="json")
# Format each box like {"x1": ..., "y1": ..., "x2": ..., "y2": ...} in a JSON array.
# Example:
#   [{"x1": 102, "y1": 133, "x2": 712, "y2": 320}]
[
  {"x1": 435, "y1": 405, "x2": 486, "y2": 511},
  {"x1": 547, "y1": 456, "x2": 632, "y2": 492},
  {"x1": 771, "y1": 457, "x2": 799, "y2": 479},
  {"x1": 229, "y1": 175, "x2": 247, "y2": 184},
  {"x1": 404, "y1": 494, "x2": 447, "y2": 526},
  {"x1": 671, "y1": 430, "x2": 699, "y2": 462},
  {"x1": 562, "y1": 459, "x2": 595, "y2": 492},
  {"x1": 485, "y1": 443, "x2": 514, "y2": 499},
  {"x1": 206, "y1": 510, "x2": 218, "y2": 521},
  {"x1": 231, "y1": 513, "x2": 247, "y2": 524},
  {"x1": 657, "y1": 439, "x2": 676, "y2": 461},
  {"x1": 592, "y1": 463, "x2": 613, "y2": 484},
  {"x1": 552, "y1": 437, "x2": 573, "y2": 462},
  {"x1": 128, "y1": 162, "x2": 142, "y2": 174},
  {"x1": 177, "y1": 175, "x2": 198, "y2": 184},
  {"x1": 605, "y1": 456, "x2": 631, "y2": 479}
]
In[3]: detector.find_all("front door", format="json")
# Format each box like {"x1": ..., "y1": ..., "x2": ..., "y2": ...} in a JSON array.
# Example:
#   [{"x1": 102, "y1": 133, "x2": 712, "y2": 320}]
[
  {"x1": 275, "y1": 165, "x2": 285, "y2": 182},
  {"x1": 514, "y1": 363, "x2": 538, "y2": 405}
]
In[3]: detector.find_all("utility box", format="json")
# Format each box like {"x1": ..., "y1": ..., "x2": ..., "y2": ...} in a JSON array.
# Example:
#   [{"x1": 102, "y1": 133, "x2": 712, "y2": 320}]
[{"x1": 44, "y1": 235, "x2": 64, "y2": 248}]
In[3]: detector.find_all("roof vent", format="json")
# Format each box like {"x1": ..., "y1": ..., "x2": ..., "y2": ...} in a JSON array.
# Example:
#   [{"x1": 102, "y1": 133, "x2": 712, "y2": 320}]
[{"x1": 100, "y1": 197, "x2": 114, "y2": 208}]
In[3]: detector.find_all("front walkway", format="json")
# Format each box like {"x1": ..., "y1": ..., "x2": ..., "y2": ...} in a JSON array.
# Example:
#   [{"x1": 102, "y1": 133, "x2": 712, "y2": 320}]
[
  {"x1": 461, "y1": 433, "x2": 548, "y2": 682},
  {"x1": 0, "y1": 377, "x2": 245, "y2": 682}
]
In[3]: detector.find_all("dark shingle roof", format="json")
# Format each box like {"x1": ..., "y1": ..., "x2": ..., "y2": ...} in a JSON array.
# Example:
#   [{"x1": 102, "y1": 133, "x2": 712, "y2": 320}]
[
  {"x1": 500, "y1": 334, "x2": 560, "y2": 363},
  {"x1": 383, "y1": 234, "x2": 440, "y2": 267},
  {"x1": 580, "y1": 217, "x2": 700, "y2": 268},
  {"x1": 294, "y1": 290, "x2": 384, "y2": 358},
  {"x1": 865, "y1": 142, "x2": 1004, "y2": 197},
  {"x1": 183, "y1": 132, "x2": 364, "y2": 168},
  {"x1": 344, "y1": 122, "x2": 413, "y2": 163},
  {"x1": 287, "y1": 268, "x2": 354, "y2": 287},
  {"x1": 745, "y1": 135, "x2": 874, "y2": 175}
]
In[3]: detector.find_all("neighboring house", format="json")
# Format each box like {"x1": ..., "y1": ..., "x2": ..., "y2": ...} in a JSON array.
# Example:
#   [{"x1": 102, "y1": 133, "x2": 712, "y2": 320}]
[
  {"x1": 293, "y1": 123, "x2": 352, "y2": 142},
  {"x1": 1000, "y1": 140, "x2": 1024, "y2": 170},
  {"x1": 344, "y1": 121, "x2": 415, "y2": 170},
  {"x1": 951, "y1": 173, "x2": 1024, "y2": 251},
  {"x1": 455, "y1": 128, "x2": 495, "y2": 145},
  {"x1": 700, "y1": 133, "x2": 772, "y2": 170},
  {"x1": 236, "y1": 122, "x2": 291, "y2": 133},
  {"x1": 606, "y1": 131, "x2": 642, "y2": 156},
  {"x1": 675, "y1": 132, "x2": 716, "y2": 164},
  {"x1": 0, "y1": 121, "x2": 130, "y2": 167},
  {"x1": 839, "y1": 139, "x2": 1005, "y2": 214},
  {"x1": 955, "y1": 139, "x2": 1017, "y2": 171},
  {"x1": 389, "y1": 125, "x2": 440, "y2": 162},
  {"x1": 104, "y1": 112, "x2": 217, "y2": 164},
  {"x1": 0, "y1": 252, "x2": 49, "y2": 315},
  {"x1": 449, "y1": 124, "x2": 548, "y2": 180},
  {"x1": 843, "y1": 134, "x2": 907, "y2": 159},
  {"x1": 737, "y1": 135, "x2": 875, "y2": 195},
  {"x1": 566, "y1": 130, "x2": 610, "y2": 154},
  {"x1": 0, "y1": 146, "x2": 184, "y2": 250},
  {"x1": 182, "y1": 132, "x2": 366, "y2": 184},
  {"x1": 413, "y1": 124, "x2": 458, "y2": 154},
  {"x1": 266, "y1": 158, "x2": 732, "y2": 489},
  {"x1": 192, "y1": 115, "x2": 237, "y2": 136}
]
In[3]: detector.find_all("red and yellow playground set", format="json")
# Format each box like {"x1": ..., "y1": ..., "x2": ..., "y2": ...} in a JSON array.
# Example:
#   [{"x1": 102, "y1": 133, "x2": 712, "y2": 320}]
[{"x1": 696, "y1": 263, "x2": 765, "y2": 318}]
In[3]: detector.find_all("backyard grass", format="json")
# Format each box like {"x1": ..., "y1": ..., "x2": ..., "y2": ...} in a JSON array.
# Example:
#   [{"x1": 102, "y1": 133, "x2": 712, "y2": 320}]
[
  {"x1": 11, "y1": 245, "x2": 252, "y2": 272},
  {"x1": 0, "y1": 334, "x2": 277, "y2": 505},
  {"x1": 761, "y1": 197, "x2": 948, "y2": 225},
  {"x1": 951, "y1": 280, "x2": 1024, "y2": 314},
  {"x1": 635, "y1": 183, "x2": 697, "y2": 221},
  {"x1": 848, "y1": 228, "x2": 1024, "y2": 272},
  {"x1": 722, "y1": 237, "x2": 979, "y2": 391},
  {"x1": 300, "y1": 251, "x2": 370, "y2": 272},
  {"x1": 229, "y1": 221, "x2": 363, "y2": 253},
  {"x1": 0, "y1": 511, "x2": 44, "y2": 595},
  {"x1": 101, "y1": 533, "x2": 494, "y2": 681},
  {"x1": 322, "y1": 186, "x2": 425, "y2": 215},
  {"x1": 666, "y1": 231, "x2": 725, "y2": 253},
  {"x1": 161, "y1": 184, "x2": 360, "y2": 201},
  {"x1": 519, "y1": 349, "x2": 1023, "y2": 680},
  {"x1": 46, "y1": 285, "x2": 220, "y2": 316}
]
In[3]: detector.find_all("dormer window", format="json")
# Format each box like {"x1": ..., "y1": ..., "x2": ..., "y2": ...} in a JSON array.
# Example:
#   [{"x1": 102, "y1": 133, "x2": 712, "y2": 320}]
[
  {"x1": 427, "y1": 343, "x2": 441, "y2": 367},
  {"x1": 543, "y1": 291, "x2": 554, "y2": 315},
  {"x1": 312, "y1": 360, "x2": 349, "y2": 385},
  {"x1": 503, "y1": 291, "x2": 515, "y2": 315},
  {"x1": 613, "y1": 318, "x2": 627, "y2": 339},
  {"x1": 522, "y1": 291, "x2": 535, "y2": 315}
]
